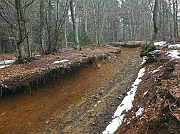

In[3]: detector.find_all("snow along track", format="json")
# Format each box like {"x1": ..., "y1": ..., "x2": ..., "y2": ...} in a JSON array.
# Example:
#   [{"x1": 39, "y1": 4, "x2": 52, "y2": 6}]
[
  {"x1": 43, "y1": 48, "x2": 143, "y2": 134},
  {"x1": 103, "y1": 64, "x2": 145, "y2": 134}
]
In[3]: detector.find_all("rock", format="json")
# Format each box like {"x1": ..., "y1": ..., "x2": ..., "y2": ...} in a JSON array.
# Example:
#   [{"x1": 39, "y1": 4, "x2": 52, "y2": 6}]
[
  {"x1": 45, "y1": 121, "x2": 50, "y2": 125},
  {"x1": 0, "y1": 112, "x2": 6, "y2": 116},
  {"x1": 118, "y1": 95, "x2": 122, "y2": 100},
  {"x1": 93, "y1": 94, "x2": 99, "y2": 100},
  {"x1": 96, "y1": 112, "x2": 102, "y2": 117},
  {"x1": 102, "y1": 74, "x2": 105, "y2": 77},
  {"x1": 99, "y1": 90, "x2": 104, "y2": 95},
  {"x1": 97, "y1": 63, "x2": 101, "y2": 69},
  {"x1": 90, "y1": 122, "x2": 96, "y2": 126},
  {"x1": 94, "y1": 104, "x2": 98, "y2": 107}
]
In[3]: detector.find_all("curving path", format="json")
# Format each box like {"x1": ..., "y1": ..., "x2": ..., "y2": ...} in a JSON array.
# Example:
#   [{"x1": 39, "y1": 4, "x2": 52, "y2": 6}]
[{"x1": 0, "y1": 48, "x2": 142, "y2": 134}]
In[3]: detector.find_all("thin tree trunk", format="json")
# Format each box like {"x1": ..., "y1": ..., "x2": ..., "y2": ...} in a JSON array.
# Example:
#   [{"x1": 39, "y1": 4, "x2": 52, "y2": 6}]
[
  {"x1": 64, "y1": 13, "x2": 68, "y2": 48},
  {"x1": 40, "y1": 0, "x2": 46, "y2": 53},
  {"x1": 47, "y1": 0, "x2": 52, "y2": 51},
  {"x1": 162, "y1": 2, "x2": 165, "y2": 40},
  {"x1": 91, "y1": 0, "x2": 98, "y2": 44},
  {"x1": 70, "y1": 0, "x2": 79, "y2": 49},
  {"x1": 84, "y1": 0, "x2": 88, "y2": 34},
  {"x1": 122, "y1": 23, "x2": 125, "y2": 41},
  {"x1": 54, "y1": 0, "x2": 59, "y2": 50},
  {"x1": 100, "y1": 11, "x2": 106, "y2": 43},
  {"x1": 173, "y1": 0, "x2": 176, "y2": 38},
  {"x1": 97, "y1": 0, "x2": 101, "y2": 46},
  {"x1": 175, "y1": 0, "x2": 178, "y2": 37},
  {"x1": 150, "y1": 0, "x2": 158, "y2": 45},
  {"x1": 54, "y1": 0, "x2": 69, "y2": 49}
]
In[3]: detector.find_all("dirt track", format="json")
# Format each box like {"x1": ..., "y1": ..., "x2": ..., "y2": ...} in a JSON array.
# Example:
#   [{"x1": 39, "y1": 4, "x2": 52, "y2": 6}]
[{"x1": 0, "y1": 48, "x2": 142, "y2": 134}]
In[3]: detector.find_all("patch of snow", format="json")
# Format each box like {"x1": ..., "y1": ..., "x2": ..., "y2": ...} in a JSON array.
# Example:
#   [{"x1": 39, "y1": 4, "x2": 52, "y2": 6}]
[
  {"x1": 102, "y1": 67, "x2": 145, "y2": 134},
  {"x1": 154, "y1": 41, "x2": 180, "y2": 49},
  {"x1": 152, "y1": 69, "x2": 158, "y2": 74},
  {"x1": 154, "y1": 50, "x2": 161, "y2": 52},
  {"x1": 152, "y1": 66, "x2": 162, "y2": 74},
  {"x1": 0, "y1": 60, "x2": 15, "y2": 65},
  {"x1": 35, "y1": 54, "x2": 41, "y2": 57},
  {"x1": 141, "y1": 56, "x2": 147, "y2": 65},
  {"x1": 143, "y1": 91, "x2": 148, "y2": 96},
  {"x1": 154, "y1": 41, "x2": 167, "y2": 46},
  {"x1": 0, "y1": 65, "x2": 10, "y2": 69},
  {"x1": 167, "y1": 50, "x2": 180, "y2": 59},
  {"x1": 114, "y1": 68, "x2": 145, "y2": 117},
  {"x1": 102, "y1": 115, "x2": 125, "y2": 134},
  {"x1": 132, "y1": 116, "x2": 135, "y2": 119},
  {"x1": 168, "y1": 44, "x2": 180, "y2": 49},
  {"x1": 53, "y1": 59, "x2": 69, "y2": 64},
  {"x1": 135, "y1": 107, "x2": 144, "y2": 117}
]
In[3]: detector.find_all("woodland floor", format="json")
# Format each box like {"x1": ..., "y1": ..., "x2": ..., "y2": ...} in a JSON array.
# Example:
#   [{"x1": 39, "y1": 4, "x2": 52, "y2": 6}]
[
  {"x1": 0, "y1": 47, "x2": 142, "y2": 134},
  {"x1": 0, "y1": 45, "x2": 179, "y2": 134},
  {"x1": 115, "y1": 47, "x2": 180, "y2": 134}
]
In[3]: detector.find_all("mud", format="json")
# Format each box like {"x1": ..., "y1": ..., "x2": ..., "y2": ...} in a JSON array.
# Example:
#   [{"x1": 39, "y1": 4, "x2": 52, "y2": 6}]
[{"x1": 0, "y1": 48, "x2": 142, "y2": 134}]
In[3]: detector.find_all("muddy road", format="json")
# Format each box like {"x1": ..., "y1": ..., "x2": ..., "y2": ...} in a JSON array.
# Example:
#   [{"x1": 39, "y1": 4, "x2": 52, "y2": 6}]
[{"x1": 0, "y1": 48, "x2": 142, "y2": 134}]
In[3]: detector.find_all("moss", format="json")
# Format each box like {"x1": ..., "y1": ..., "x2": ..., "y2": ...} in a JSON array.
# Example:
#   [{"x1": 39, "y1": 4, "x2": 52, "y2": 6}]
[
  {"x1": 13, "y1": 58, "x2": 28, "y2": 64},
  {"x1": 140, "y1": 45, "x2": 156, "y2": 57}
]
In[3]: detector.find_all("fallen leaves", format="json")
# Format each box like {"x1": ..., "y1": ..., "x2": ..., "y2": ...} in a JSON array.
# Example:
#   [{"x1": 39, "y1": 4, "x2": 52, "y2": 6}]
[
  {"x1": 115, "y1": 50, "x2": 180, "y2": 134},
  {"x1": 0, "y1": 46, "x2": 121, "y2": 97}
]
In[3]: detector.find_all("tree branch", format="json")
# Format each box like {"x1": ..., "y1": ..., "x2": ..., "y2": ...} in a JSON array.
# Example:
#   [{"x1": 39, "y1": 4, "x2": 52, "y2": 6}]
[{"x1": 23, "y1": 0, "x2": 36, "y2": 9}]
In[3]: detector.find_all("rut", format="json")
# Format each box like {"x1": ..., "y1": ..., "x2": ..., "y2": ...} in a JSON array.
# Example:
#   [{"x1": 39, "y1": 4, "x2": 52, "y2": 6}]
[
  {"x1": 43, "y1": 48, "x2": 142, "y2": 134},
  {"x1": 0, "y1": 48, "x2": 142, "y2": 134}
]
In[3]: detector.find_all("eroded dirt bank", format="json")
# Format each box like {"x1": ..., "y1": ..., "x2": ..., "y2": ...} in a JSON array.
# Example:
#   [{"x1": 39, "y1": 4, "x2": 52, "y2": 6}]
[
  {"x1": 115, "y1": 49, "x2": 180, "y2": 134},
  {"x1": 43, "y1": 48, "x2": 142, "y2": 134},
  {"x1": 0, "y1": 48, "x2": 142, "y2": 134}
]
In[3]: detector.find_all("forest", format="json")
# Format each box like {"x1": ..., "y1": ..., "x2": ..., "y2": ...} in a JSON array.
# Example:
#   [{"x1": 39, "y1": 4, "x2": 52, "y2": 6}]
[
  {"x1": 0, "y1": 0, "x2": 180, "y2": 134},
  {"x1": 0, "y1": 0, "x2": 179, "y2": 61}
]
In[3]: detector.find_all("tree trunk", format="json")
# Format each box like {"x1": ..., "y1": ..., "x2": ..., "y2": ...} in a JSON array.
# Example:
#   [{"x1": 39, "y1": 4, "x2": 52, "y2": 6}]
[
  {"x1": 53, "y1": 0, "x2": 69, "y2": 50},
  {"x1": 84, "y1": 0, "x2": 88, "y2": 34},
  {"x1": 15, "y1": 0, "x2": 26, "y2": 61},
  {"x1": 91, "y1": 0, "x2": 98, "y2": 44},
  {"x1": 175, "y1": 0, "x2": 178, "y2": 37},
  {"x1": 172, "y1": 0, "x2": 178, "y2": 38},
  {"x1": 97, "y1": 0, "x2": 101, "y2": 46},
  {"x1": 40, "y1": 0, "x2": 46, "y2": 53},
  {"x1": 47, "y1": 0, "x2": 52, "y2": 52},
  {"x1": 173, "y1": 0, "x2": 176, "y2": 38},
  {"x1": 150, "y1": 0, "x2": 158, "y2": 45},
  {"x1": 65, "y1": 13, "x2": 68, "y2": 48},
  {"x1": 162, "y1": 2, "x2": 165, "y2": 40},
  {"x1": 100, "y1": 10, "x2": 106, "y2": 43},
  {"x1": 70, "y1": 0, "x2": 79, "y2": 49},
  {"x1": 54, "y1": 0, "x2": 59, "y2": 50}
]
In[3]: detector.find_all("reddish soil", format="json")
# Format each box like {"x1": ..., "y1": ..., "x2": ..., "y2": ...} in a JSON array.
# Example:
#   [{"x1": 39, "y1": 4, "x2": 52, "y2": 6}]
[
  {"x1": 43, "y1": 48, "x2": 142, "y2": 134},
  {"x1": 0, "y1": 48, "x2": 142, "y2": 134}
]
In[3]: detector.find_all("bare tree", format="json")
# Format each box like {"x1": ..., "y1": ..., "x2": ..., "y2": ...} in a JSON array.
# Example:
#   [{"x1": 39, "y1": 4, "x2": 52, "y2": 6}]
[
  {"x1": 40, "y1": 0, "x2": 46, "y2": 53},
  {"x1": 150, "y1": 0, "x2": 159, "y2": 44},
  {"x1": 70, "y1": 0, "x2": 79, "y2": 49}
]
